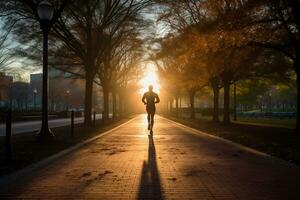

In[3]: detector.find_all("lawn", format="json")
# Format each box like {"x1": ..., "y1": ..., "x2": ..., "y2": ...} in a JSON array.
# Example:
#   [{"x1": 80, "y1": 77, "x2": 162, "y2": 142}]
[
  {"x1": 236, "y1": 117, "x2": 296, "y2": 128},
  {"x1": 179, "y1": 113, "x2": 296, "y2": 129},
  {"x1": 166, "y1": 114, "x2": 300, "y2": 164}
]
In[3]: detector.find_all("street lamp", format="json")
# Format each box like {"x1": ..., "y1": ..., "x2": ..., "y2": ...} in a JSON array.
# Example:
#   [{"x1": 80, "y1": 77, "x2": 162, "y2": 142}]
[
  {"x1": 66, "y1": 90, "x2": 70, "y2": 111},
  {"x1": 269, "y1": 93, "x2": 272, "y2": 113},
  {"x1": 258, "y1": 95, "x2": 263, "y2": 112},
  {"x1": 37, "y1": 0, "x2": 54, "y2": 141},
  {"x1": 33, "y1": 89, "x2": 37, "y2": 110}
]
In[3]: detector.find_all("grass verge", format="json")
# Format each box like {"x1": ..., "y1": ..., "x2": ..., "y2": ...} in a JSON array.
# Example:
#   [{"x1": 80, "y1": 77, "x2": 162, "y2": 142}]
[
  {"x1": 166, "y1": 115, "x2": 300, "y2": 164},
  {"x1": 0, "y1": 116, "x2": 134, "y2": 177},
  {"x1": 235, "y1": 117, "x2": 296, "y2": 128}
]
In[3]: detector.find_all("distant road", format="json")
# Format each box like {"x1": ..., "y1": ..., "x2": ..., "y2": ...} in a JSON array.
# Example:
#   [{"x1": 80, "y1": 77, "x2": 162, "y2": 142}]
[{"x1": 0, "y1": 114, "x2": 103, "y2": 136}]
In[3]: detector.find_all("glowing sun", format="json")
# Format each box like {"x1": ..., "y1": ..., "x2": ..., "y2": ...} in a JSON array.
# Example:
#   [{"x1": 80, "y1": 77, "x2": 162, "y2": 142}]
[{"x1": 139, "y1": 64, "x2": 160, "y2": 95}]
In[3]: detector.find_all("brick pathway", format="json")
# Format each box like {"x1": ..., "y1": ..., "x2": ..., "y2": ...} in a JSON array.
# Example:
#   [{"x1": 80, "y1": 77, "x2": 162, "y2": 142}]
[{"x1": 0, "y1": 115, "x2": 300, "y2": 200}]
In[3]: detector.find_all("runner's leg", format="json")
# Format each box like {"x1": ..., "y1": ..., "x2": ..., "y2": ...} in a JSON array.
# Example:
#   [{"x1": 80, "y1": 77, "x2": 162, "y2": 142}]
[
  {"x1": 147, "y1": 112, "x2": 151, "y2": 130},
  {"x1": 150, "y1": 112, "x2": 155, "y2": 130}
]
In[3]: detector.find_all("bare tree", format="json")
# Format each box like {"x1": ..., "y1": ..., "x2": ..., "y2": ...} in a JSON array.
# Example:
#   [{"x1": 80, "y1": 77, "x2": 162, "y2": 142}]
[
  {"x1": 0, "y1": 0, "x2": 150, "y2": 126},
  {"x1": 0, "y1": 29, "x2": 14, "y2": 72}
]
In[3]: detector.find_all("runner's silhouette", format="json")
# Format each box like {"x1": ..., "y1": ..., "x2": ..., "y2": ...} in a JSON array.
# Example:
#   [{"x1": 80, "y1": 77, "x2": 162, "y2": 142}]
[{"x1": 142, "y1": 85, "x2": 160, "y2": 134}]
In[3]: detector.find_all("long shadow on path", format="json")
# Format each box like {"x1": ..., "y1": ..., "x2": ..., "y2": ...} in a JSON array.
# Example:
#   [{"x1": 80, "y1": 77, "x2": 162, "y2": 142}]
[{"x1": 137, "y1": 134, "x2": 164, "y2": 200}]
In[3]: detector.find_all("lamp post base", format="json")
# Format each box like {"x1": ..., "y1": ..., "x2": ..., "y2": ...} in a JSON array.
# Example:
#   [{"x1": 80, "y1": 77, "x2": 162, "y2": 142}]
[{"x1": 36, "y1": 128, "x2": 54, "y2": 142}]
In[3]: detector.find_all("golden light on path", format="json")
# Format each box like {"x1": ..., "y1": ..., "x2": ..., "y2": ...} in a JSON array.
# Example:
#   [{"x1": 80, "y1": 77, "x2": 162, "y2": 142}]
[{"x1": 139, "y1": 64, "x2": 160, "y2": 95}]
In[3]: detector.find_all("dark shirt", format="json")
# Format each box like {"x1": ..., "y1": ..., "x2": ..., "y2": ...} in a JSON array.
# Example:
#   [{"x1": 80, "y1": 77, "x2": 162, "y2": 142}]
[{"x1": 142, "y1": 91, "x2": 160, "y2": 108}]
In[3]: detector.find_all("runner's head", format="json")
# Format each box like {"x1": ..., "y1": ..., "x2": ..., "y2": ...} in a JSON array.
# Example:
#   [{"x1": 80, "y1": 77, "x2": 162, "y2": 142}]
[{"x1": 148, "y1": 85, "x2": 153, "y2": 92}]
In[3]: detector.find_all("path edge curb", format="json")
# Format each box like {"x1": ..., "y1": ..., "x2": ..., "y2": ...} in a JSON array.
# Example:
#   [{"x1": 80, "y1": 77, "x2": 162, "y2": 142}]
[{"x1": 0, "y1": 117, "x2": 137, "y2": 188}]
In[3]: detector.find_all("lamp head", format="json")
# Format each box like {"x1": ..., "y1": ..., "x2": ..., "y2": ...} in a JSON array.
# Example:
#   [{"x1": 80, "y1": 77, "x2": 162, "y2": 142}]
[{"x1": 37, "y1": 0, "x2": 54, "y2": 21}]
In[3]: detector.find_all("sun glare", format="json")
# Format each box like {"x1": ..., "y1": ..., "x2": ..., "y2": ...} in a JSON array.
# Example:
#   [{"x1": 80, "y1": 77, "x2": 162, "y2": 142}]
[{"x1": 139, "y1": 64, "x2": 160, "y2": 95}]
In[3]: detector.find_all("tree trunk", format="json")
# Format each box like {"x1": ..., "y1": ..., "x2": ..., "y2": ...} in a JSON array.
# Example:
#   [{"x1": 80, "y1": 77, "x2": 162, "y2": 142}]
[
  {"x1": 295, "y1": 57, "x2": 300, "y2": 132},
  {"x1": 179, "y1": 96, "x2": 182, "y2": 117},
  {"x1": 165, "y1": 101, "x2": 168, "y2": 114},
  {"x1": 84, "y1": 73, "x2": 94, "y2": 126},
  {"x1": 123, "y1": 93, "x2": 127, "y2": 115},
  {"x1": 118, "y1": 92, "x2": 123, "y2": 117},
  {"x1": 123, "y1": 94, "x2": 126, "y2": 115},
  {"x1": 119, "y1": 89, "x2": 126, "y2": 116},
  {"x1": 175, "y1": 96, "x2": 179, "y2": 117},
  {"x1": 179, "y1": 96, "x2": 182, "y2": 109},
  {"x1": 233, "y1": 82, "x2": 237, "y2": 121},
  {"x1": 103, "y1": 86, "x2": 109, "y2": 121},
  {"x1": 223, "y1": 80, "x2": 231, "y2": 125},
  {"x1": 212, "y1": 83, "x2": 220, "y2": 122},
  {"x1": 189, "y1": 90, "x2": 196, "y2": 119},
  {"x1": 112, "y1": 90, "x2": 117, "y2": 119},
  {"x1": 170, "y1": 99, "x2": 173, "y2": 114}
]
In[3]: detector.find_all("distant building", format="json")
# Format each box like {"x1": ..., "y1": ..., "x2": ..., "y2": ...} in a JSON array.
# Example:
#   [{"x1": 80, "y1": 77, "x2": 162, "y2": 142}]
[
  {"x1": 30, "y1": 73, "x2": 42, "y2": 83},
  {"x1": 29, "y1": 68, "x2": 87, "y2": 112},
  {"x1": 11, "y1": 81, "x2": 30, "y2": 110},
  {"x1": 0, "y1": 72, "x2": 13, "y2": 108}
]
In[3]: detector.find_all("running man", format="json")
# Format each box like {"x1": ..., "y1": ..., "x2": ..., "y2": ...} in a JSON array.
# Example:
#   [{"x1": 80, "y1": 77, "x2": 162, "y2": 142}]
[{"x1": 142, "y1": 85, "x2": 160, "y2": 133}]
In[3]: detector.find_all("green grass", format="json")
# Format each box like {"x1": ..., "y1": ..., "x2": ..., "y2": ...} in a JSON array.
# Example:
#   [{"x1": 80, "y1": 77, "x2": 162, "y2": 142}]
[
  {"x1": 178, "y1": 113, "x2": 296, "y2": 129},
  {"x1": 166, "y1": 114, "x2": 300, "y2": 164},
  {"x1": 236, "y1": 117, "x2": 296, "y2": 128},
  {"x1": 0, "y1": 116, "x2": 133, "y2": 177}
]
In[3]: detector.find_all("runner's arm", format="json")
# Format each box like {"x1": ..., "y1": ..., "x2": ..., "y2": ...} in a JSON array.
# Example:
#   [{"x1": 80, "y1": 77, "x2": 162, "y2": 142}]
[
  {"x1": 142, "y1": 94, "x2": 147, "y2": 105},
  {"x1": 155, "y1": 94, "x2": 160, "y2": 103}
]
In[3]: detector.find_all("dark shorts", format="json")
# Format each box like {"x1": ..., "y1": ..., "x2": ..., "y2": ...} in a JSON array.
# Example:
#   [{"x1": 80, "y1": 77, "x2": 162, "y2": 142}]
[{"x1": 146, "y1": 106, "x2": 156, "y2": 114}]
